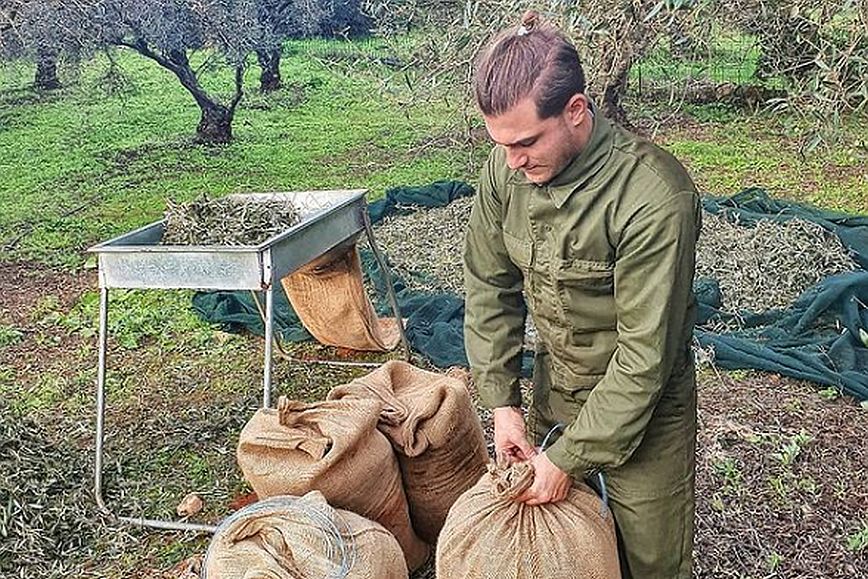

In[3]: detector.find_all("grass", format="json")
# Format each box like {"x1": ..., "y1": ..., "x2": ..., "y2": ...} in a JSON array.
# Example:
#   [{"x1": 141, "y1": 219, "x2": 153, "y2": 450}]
[
  {"x1": 1, "y1": 37, "x2": 865, "y2": 273},
  {"x1": 57, "y1": 289, "x2": 215, "y2": 349},
  {"x1": 657, "y1": 110, "x2": 868, "y2": 213},
  {"x1": 0, "y1": 323, "x2": 22, "y2": 347},
  {"x1": 0, "y1": 40, "x2": 467, "y2": 268},
  {"x1": 848, "y1": 521, "x2": 868, "y2": 552},
  {"x1": 634, "y1": 27, "x2": 764, "y2": 87}
]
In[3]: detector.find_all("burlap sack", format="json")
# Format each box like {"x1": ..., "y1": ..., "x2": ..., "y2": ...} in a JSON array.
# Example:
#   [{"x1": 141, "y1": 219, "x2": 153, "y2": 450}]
[
  {"x1": 437, "y1": 461, "x2": 621, "y2": 579},
  {"x1": 236, "y1": 397, "x2": 429, "y2": 571},
  {"x1": 203, "y1": 492, "x2": 408, "y2": 579},
  {"x1": 328, "y1": 361, "x2": 488, "y2": 544},
  {"x1": 281, "y1": 244, "x2": 400, "y2": 351}
]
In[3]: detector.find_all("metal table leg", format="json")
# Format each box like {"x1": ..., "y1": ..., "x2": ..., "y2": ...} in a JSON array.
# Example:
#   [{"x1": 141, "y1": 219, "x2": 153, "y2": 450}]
[
  {"x1": 263, "y1": 285, "x2": 274, "y2": 409},
  {"x1": 94, "y1": 287, "x2": 109, "y2": 513},
  {"x1": 94, "y1": 286, "x2": 217, "y2": 534},
  {"x1": 363, "y1": 210, "x2": 411, "y2": 361}
]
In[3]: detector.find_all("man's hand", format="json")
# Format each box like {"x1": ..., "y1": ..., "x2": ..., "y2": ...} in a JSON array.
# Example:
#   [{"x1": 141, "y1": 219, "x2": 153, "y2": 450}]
[
  {"x1": 514, "y1": 452, "x2": 571, "y2": 505},
  {"x1": 493, "y1": 406, "x2": 536, "y2": 464}
]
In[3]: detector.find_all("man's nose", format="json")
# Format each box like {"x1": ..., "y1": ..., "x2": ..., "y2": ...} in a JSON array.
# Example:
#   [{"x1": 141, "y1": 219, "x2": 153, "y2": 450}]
[{"x1": 505, "y1": 147, "x2": 527, "y2": 170}]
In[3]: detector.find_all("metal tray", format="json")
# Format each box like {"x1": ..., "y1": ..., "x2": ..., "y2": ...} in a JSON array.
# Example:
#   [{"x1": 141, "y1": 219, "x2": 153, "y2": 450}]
[{"x1": 88, "y1": 190, "x2": 368, "y2": 290}]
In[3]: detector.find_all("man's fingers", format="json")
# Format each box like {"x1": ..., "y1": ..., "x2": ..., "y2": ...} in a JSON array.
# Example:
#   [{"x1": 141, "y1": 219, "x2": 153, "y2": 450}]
[
  {"x1": 497, "y1": 449, "x2": 517, "y2": 465},
  {"x1": 515, "y1": 439, "x2": 537, "y2": 460}
]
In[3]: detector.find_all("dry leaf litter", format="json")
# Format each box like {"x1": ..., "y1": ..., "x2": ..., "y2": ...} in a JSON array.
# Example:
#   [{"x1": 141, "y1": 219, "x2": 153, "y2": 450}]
[
  {"x1": 370, "y1": 200, "x2": 858, "y2": 327},
  {"x1": 162, "y1": 195, "x2": 301, "y2": 246}
]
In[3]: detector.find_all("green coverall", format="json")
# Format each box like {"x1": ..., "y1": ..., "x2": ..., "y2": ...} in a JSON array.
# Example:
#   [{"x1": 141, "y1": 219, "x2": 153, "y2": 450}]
[{"x1": 464, "y1": 113, "x2": 701, "y2": 579}]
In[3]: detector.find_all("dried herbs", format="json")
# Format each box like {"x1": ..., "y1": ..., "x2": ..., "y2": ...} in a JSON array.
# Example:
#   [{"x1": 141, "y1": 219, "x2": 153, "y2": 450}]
[
  {"x1": 162, "y1": 194, "x2": 302, "y2": 246},
  {"x1": 371, "y1": 200, "x2": 859, "y2": 320},
  {"x1": 371, "y1": 197, "x2": 474, "y2": 295},
  {"x1": 696, "y1": 213, "x2": 858, "y2": 315}
]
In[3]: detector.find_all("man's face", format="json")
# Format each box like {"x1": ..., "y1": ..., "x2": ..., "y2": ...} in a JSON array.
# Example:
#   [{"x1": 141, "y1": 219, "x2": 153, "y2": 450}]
[{"x1": 483, "y1": 97, "x2": 581, "y2": 185}]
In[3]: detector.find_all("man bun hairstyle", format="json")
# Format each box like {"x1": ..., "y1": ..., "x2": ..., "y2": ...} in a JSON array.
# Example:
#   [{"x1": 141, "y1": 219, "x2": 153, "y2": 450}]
[{"x1": 474, "y1": 10, "x2": 586, "y2": 119}]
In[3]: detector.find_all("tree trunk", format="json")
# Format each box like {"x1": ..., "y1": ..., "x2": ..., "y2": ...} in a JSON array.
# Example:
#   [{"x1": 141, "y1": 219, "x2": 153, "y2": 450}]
[
  {"x1": 196, "y1": 102, "x2": 234, "y2": 144},
  {"x1": 601, "y1": 76, "x2": 630, "y2": 128},
  {"x1": 119, "y1": 43, "x2": 242, "y2": 144},
  {"x1": 35, "y1": 50, "x2": 61, "y2": 91},
  {"x1": 257, "y1": 49, "x2": 282, "y2": 93}
]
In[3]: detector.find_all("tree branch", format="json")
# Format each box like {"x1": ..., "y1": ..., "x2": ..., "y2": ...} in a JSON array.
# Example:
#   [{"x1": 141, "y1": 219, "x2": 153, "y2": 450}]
[{"x1": 229, "y1": 62, "x2": 244, "y2": 113}]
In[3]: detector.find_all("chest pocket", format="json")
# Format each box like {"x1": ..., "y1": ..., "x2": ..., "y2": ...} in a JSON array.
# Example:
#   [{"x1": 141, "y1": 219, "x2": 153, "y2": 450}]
[
  {"x1": 502, "y1": 231, "x2": 532, "y2": 271},
  {"x1": 555, "y1": 259, "x2": 617, "y2": 333}
]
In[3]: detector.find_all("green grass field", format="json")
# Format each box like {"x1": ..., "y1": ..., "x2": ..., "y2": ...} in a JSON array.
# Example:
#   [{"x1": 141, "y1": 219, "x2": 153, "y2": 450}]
[{"x1": 0, "y1": 40, "x2": 469, "y2": 268}]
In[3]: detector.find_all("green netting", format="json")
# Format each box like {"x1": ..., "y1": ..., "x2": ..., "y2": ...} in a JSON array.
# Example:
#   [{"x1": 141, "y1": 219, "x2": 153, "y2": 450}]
[{"x1": 191, "y1": 185, "x2": 868, "y2": 401}]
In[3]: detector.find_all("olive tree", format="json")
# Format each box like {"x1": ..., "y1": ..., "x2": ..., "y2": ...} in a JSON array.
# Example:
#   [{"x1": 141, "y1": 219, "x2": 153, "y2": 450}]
[
  {"x1": 83, "y1": 0, "x2": 271, "y2": 143},
  {"x1": 719, "y1": 0, "x2": 867, "y2": 146},
  {"x1": 255, "y1": 0, "x2": 325, "y2": 92},
  {"x1": 0, "y1": 0, "x2": 81, "y2": 90},
  {"x1": 366, "y1": 0, "x2": 696, "y2": 126},
  {"x1": 255, "y1": 0, "x2": 372, "y2": 93}
]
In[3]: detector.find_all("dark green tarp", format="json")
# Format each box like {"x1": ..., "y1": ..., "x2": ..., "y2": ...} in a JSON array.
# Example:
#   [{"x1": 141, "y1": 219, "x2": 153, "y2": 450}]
[
  {"x1": 696, "y1": 189, "x2": 868, "y2": 400},
  {"x1": 192, "y1": 185, "x2": 868, "y2": 401}
]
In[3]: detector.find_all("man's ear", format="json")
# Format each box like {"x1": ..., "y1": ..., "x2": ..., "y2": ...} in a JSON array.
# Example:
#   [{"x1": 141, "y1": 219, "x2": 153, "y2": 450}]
[{"x1": 565, "y1": 93, "x2": 588, "y2": 127}]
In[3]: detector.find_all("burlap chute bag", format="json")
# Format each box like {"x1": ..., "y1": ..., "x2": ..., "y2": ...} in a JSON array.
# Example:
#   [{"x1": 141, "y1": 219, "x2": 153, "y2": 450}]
[
  {"x1": 236, "y1": 397, "x2": 429, "y2": 571},
  {"x1": 437, "y1": 461, "x2": 622, "y2": 579},
  {"x1": 280, "y1": 243, "x2": 400, "y2": 351},
  {"x1": 203, "y1": 492, "x2": 408, "y2": 579},
  {"x1": 328, "y1": 360, "x2": 488, "y2": 544}
]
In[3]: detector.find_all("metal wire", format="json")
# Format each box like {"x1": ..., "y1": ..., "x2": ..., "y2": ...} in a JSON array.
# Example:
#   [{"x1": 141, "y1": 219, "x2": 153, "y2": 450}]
[
  {"x1": 201, "y1": 495, "x2": 357, "y2": 579},
  {"x1": 540, "y1": 422, "x2": 610, "y2": 518}
]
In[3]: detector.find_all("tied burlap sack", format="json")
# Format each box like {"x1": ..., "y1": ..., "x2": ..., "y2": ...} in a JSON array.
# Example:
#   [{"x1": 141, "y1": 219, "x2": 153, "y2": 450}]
[
  {"x1": 203, "y1": 491, "x2": 408, "y2": 579},
  {"x1": 281, "y1": 244, "x2": 400, "y2": 351},
  {"x1": 328, "y1": 361, "x2": 488, "y2": 544},
  {"x1": 236, "y1": 397, "x2": 429, "y2": 571},
  {"x1": 437, "y1": 461, "x2": 622, "y2": 579}
]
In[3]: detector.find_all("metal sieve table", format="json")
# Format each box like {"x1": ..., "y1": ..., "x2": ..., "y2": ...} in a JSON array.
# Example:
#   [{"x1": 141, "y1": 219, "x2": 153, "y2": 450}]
[{"x1": 88, "y1": 190, "x2": 408, "y2": 532}]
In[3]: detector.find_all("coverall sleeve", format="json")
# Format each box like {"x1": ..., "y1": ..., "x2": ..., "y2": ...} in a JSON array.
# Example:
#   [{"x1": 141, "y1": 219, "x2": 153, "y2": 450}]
[
  {"x1": 463, "y1": 151, "x2": 527, "y2": 409},
  {"x1": 545, "y1": 191, "x2": 700, "y2": 478}
]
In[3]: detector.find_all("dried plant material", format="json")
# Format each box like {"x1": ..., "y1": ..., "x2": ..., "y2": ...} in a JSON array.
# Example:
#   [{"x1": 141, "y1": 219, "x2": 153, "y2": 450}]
[
  {"x1": 176, "y1": 492, "x2": 204, "y2": 518},
  {"x1": 696, "y1": 213, "x2": 858, "y2": 317},
  {"x1": 370, "y1": 197, "x2": 474, "y2": 295},
  {"x1": 162, "y1": 194, "x2": 301, "y2": 246},
  {"x1": 371, "y1": 202, "x2": 858, "y2": 333}
]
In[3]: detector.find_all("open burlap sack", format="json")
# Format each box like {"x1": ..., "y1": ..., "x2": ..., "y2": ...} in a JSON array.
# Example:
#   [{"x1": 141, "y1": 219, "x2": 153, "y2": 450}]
[
  {"x1": 236, "y1": 397, "x2": 429, "y2": 571},
  {"x1": 203, "y1": 492, "x2": 408, "y2": 579},
  {"x1": 328, "y1": 361, "x2": 488, "y2": 544},
  {"x1": 280, "y1": 244, "x2": 400, "y2": 351},
  {"x1": 437, "y1": 461, "x2": 621, "y2": 579}
]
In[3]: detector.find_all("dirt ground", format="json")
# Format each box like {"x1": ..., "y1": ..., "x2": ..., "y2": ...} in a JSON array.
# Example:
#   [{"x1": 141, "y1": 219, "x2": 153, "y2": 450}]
[{"x1": 1, "y1": 263, "x2": 866, "y2": 578}]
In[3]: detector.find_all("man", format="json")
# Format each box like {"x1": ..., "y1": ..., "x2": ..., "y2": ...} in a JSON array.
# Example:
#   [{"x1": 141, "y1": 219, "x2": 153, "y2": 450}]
[{"x1": 463, "y1": 10, "x2": 701, "y2": 579}]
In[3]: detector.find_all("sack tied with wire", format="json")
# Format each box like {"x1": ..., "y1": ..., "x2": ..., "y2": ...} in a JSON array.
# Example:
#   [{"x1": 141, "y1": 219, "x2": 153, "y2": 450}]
[
  {"x1": 202, "y1": 491, "x2": 408, "y2": 579},
  {"x1": 437, "y1": 460, "x2": 622, "y2": 579}
]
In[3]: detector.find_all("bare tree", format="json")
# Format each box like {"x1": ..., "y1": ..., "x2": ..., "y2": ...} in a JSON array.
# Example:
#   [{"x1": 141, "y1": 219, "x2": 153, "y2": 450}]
[
  {"x1": 0, "y1": 0, "x2": 79, "y2": 90},
  {"x1": 78, "y1": 0, "x2": 272, "y2": 144}
]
